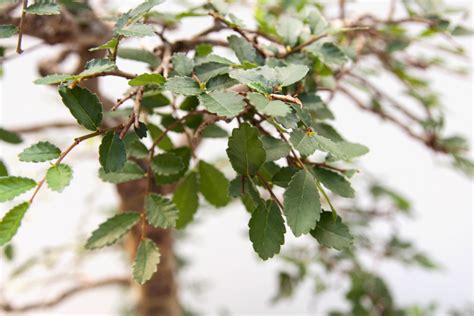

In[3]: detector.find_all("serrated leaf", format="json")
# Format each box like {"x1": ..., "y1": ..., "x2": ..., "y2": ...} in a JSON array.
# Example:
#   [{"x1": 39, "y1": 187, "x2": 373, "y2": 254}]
[
  {"x1": 18, "y1": 141, "x2": 61, "y2": 162},
  {"x1": 313, "y1": 167, "x2": 354, "y2": 198},
  {"x1": 198, "y1": 161, "x2": 230, "y2": 207},
  {"x1": 206, "y1": 74, "x2": 239, "y2": 92},
  {"x1": 128, "y1": 0, "x2": 165, "y2": 20},
  {"x1": 306, "y1": 42, "x2": 348, "y2": 65},
  {"x1": 249, "y1": 201, "x2": 285, "y2": 260},
  {"x1": 174, "y1": 172, "x2": 199, "y2": 229},
  {"x1": 229, "y1": 66, "x2": 278, "y2": 93},
  {"x1": 228, "y1": 35, "x2": 261, "y2": 65},
  {"x1": 59, "y1": 85, "x2": 103, "y2": 131},
  {"x1": 165, "y1": 76, "x2": 201, "y2": 96},
  {"x1": 145, "y1": 193, "x2": 178, "y2": 228},
  {"x1": 128, "y1": 73, "x2": 165, "y2": 86},
  {"x1": 25, "y1": 0, "x2": 60, "y2": 15},
  {"x1": 151, "y1": 153, "x2": 184, "y2": 176},
  {"x1": 261, "y1": 135, "x2": 290, "y2": 162},
  {"x1": 132, "y1": 238, "x2": 160, "y2": 284},
  {"x1": 315, "y1": 137, "x2": 369, "y2": 161},
  {"x1": 248, "y1": 93, "x2": 290, "y2": 117},
  {"x1": 226, "y1": 123, "x2": 266, "y2": 176},
  {"x1": 117, "y1": 23, "x2": 155, "y2": 37},
  {"x1": 172, "y1": 53, "x2": 194, "y2": 76},
  {"x1": 275, "y1": 64, "x2": 309, "y2": 86},
  {"x1": 310, "y1": 211, "x2": 353, "y2": 250},
  {"x1": 34, "y1": 74, "x2": 73, "y2": 85},
  {"x1": 79, "y1": 59, "x2": 116, "y2": 77},
  {"x1": 85, "y1": 212, "x2": 140, "y2": 250},
  {"x1": 198, "y1": 91, "x2": 245, "y2": 117},
  {"x1": 290, "y1": 129, "x2": 318, "y2": 156},
  {"x1": 276, "y1": 16, "x2": 304, "y2": 46},
  {"x1": 0, "y1": 177, "x2": 36, "y2": 202},
  {"x1": 283, "y1": 169, "x2": 321, "y2": 236},
  {"x1": 195, "y1": 62, "x2": 229, "y2": 82},
  {"x1": 0, "y1": 202, "x2": 29, "y2": 246},
  {"x1": 0, "y1": 24, "x2": 18, "y2": 38},
  {"x1": 117, "y1": 48, "x2": 161, "y2": 68},
  {"x1": 99, "y1": 132, "x2": 127, "y2": 173},
  {"x1": 46, "y1": 164, "x2": 73, "y2": 192},
  {"x1": 0, "y1": 127, "x2": 22, "y2": 144},
  {"x1": 99, "y1": 161, "x2": 145, "y2": 184}
]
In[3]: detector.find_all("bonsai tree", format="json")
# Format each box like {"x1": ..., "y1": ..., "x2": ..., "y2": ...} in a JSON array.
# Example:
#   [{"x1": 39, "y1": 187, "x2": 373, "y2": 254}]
[{"x1": 0, "y1": 0, "x2": 472, "y2": 315}]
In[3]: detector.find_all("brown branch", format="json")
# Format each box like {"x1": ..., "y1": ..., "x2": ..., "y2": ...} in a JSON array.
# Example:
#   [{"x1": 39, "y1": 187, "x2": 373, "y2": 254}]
[
  {"x1": 0, "y1": 277, "x2": 130, "y2": 313},
  {"x1": 15, "y1": 0, "x2": 28, "y2": 54},
  {"x1": 10, "y1": 122, "x2": 78, "y2": 134}
]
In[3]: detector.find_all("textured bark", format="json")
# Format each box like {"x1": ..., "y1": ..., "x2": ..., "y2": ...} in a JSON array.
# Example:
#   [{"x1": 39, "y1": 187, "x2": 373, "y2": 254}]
[{"x1": 117, "y1": 180, "x2": 181, "y2": 316}]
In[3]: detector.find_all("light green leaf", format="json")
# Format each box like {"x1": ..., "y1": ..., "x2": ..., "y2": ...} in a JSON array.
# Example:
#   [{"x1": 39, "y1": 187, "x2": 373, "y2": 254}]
[
  {"x1": 34, "y1": 74, "x2": 73, "y2": 85},
  {"x1": 174, "y1": 172, "x2": 199, "y2": 229},
  {"x1": 311, "y1": 211, "x2": 353, "y2": 250},
  {"x1": 172, "y1": 53, "x2": 194, "y2": 76},
  {"x1": 0, "y1": 177, "x2": 36, "y2": 202},
  {"x1": 313, "y1": 167, "x2": 354, "y2": 198},
  {"x1": 229, "y1": 66, "x2": 278, "y2": 93},
  {"x1": 132, "y1": 238, "x2": 160, "y2": 284},
  {"x1": 198, "y1": 91, "x2": 245, "y2": 117},
  {"x1": 307, "y1": 8, "x2": 329, "y2": 35},
  {"x1": 25, "y1": 0, "x2": 60, "y2": 15},
  {"x1": 276, "y1": 16, "x2": 304, "y2": 46},
  {"x1": 306, "y1": 42, "x2": 348, "y2": 65},
  {"x1": 128, "y1": 0, "x2": 165, "y2": 20},
  {"x1": 99, "y1": 132, "x2": 127, "y2": 173},
  {"x1": 0, "y1": 202, "x2": 30, "y2": 246},
  {"x1": 198, "y1": 161, "x2": 230, "y2": 207},
  {"x1": 165, "y1": 76, "x2": 201, "y2": 96},
  {"x1": 275, "y1": 64, "x2": 309, "y2": 86},
  {"x1": 117, "y1": 24, "x2": 155, "y2": 37},
  {"x1": 128, "y1": 73, "x2": 165, "y2": 86},
  {"x1": 248, "y1": 93, "x2": 290, "y2": 117},
  {"x1": 46, "y1": 164, "x2": 73, "y2": 192},
  {"x1": 85, "y1": 212, "x2": 140, "y2": 250},
  {"x1": 145, "y1": 193, "x2": 178, "y2": 228},
  {"x1": 228, "y1": 34, "x2": 261, "y2": 64},
  {"x1": 79, "y1": 59, "x2": 116, "y2": 77},
  {"x1": 195, "y1": 62, "x2": 229, "y2": 82},
  {"x1": 151, "y1": 153, "x2": 184, "y2": 176},
  {"x1": 18, "y1": 141, "x2": 61, "y2": 163},
  {"x1": 226, "y1": 123, "x2": 266, "y2": 176},
  {"x1": 117, "y1": 48, "x2": 161, "y2": 68},
  {"x1": 0, "y1": 24, "x2": 18, "y2": 38},
  {"x1": 315, "y1": 137, "x2": 369, "y2": 161},
  {"x1": 249, "y1": 201, "x2": 285, "y2": 260},
  {"x1": 0, "y1": 127, "x2": 22, "y2": 144},
  {"x1": 290, "y1": 129, "x2": 318, "y2": 156},
  {"x1": 89, "y1": 38, "x2": 119, "y2": 52},
  {"x1": 58, "y1": 85, "x2": 103, "y2": 131},
  {"x1": 99, "y1": 161, "x2": 145, "y2": 184},
  {"x1": 261, "y1": 135, "x2": 290, "y2": 162},
  {"x1": 283, "y1": 169, "x2": 321, "y2": 236}
]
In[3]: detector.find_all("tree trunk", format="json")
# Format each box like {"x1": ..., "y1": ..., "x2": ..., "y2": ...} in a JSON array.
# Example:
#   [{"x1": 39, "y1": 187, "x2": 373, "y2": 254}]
[{"x1": 116, "y1": 180, "x2": 181, "y2": 316}]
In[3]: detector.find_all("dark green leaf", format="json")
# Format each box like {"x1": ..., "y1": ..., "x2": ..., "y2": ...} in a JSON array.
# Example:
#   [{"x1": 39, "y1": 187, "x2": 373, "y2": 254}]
[
  {"x1": 117, "y1": 48, "x2": 161, "y2": 68},
  {"x1": 151, "y1": 153, "x2": 184, "y2": 175},
  {"x1": 132, "y1": 238, "x2": 160, "y2": 284},
  {"x1": 310, "y1": 211, "x2": 353, "y2": 250},
  {"x1": 0, "y1": 25, "x2": 18, "y2": 38},
  {"x1": 228, "y1": 34, "x2": 261, "y2": 64},
  {"x1": 99, "y1": 132, "x2": 127, "y2": 173},
  {"x1": 313, "y1": 167, "x2": 354, "y2": 198},
  {"x1": 0, "y1": 127, "x2": 22, "y2": 144},
  {"x1": 261, "y1": 135, "x2": 290, "y2": 162},
  {"x1": 198, "y1": 161, "x2": 230, "y2": 207},
  {"x1": 0, "y1": 202, "x2": 29, "y2": 246},
  {"x1": 174, "y1": 172, "x2": 199, "y2": 229},
  {"x1": 172, "y1": 53, "x2": 194, "y2": 76},
  {"x1": 99, "y1": 161, "x2": 145, "y2": 184},
  {"x1": 198, "y1": 91, "x2": 245, "y2": 117},
  {"x1": 165, "y1": 76, "x2": 201, "y2": 96},
  {"x1": 25, "y1": 0, "x2": 60, "y2": 15},
  {"x1": 58, "y1": 85, "x2": 103, "y2": 131},
  {"x1": 145, "y1": 193, "x2": 178, "y2": 228}
]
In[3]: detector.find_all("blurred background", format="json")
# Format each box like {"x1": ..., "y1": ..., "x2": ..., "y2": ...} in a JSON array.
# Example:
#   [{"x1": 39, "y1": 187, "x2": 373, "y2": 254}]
[{"x1": 0, "y1": 0, "x2": 472, "y2": 315}]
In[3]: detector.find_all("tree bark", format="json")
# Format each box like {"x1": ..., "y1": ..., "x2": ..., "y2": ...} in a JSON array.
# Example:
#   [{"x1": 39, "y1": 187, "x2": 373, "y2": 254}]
[{"x1": 117, "y1": 179, "x2": 181, "y2": 316}]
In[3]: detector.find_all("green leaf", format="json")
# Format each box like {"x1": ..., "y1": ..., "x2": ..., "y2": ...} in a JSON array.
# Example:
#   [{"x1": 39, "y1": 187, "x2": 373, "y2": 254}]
[
  {"x1": 85, "y1": 212, "x2": 140, "y2": 250},
  {"x1": 195, "y1": 62, "x2": 229, "y2": 82},
  {"x1": 0, "y1": 160, "x2": 8, "y2": 177},
  {"x1": 310, "y1": 211, "x2": 353, "y2": 250},
  {"x1": 99, "y1": 132, "x2": 127, "y2": 173},
  {"x1": 148, "y1": 124, "x2": 174, "y2": 151},
  {"x1": 99, "y1": 161, "x2": 145, "y2": 184},
  {"x1": 0, "y1": 127, "x2": 22, "y2": 144},
  {"x1": 206, "y1": 74, "x2": 239, "y2": 92},
  {"x1": 165, "y1": 76, "x2": 201, "y2": 96},
  {"x1": 128, "y1": 73, "x2": 165, "y2": 86},
  {"x1": 313, "y1": 167, "x2": 354, "y2": 198},
  {"x1": 275, "y1": 64, "x2": 309, "y2": 86},
  {"x1": 289, "y1": 129, "x2": 318, "y2": 156},
  {"x1": 34, "y1": 74, "x2": 73, "y2": 85},
  {"x1": 283, "y1": 169, "x2": 321, "y2": 236},
  {"x1": 79, "y1": 59, "x2": 116, "y2": 77},
  {"x1": 117, "y1": 48, "x2": 161, "y2": 68},
  {"x1": 117, "y1": 24, "x2": 155, "y2": 37},
  {"x1": 145, "y1": 193, "x2": 178, "y2": 228},
  {"x1": 226, "y1": 123, "x2": 266, "y2": 176},
  {"x1": 132, "y1": 238, "x2": 160, "y2": 285},
  {"x1": 229, "y1": 66, "x2": 278, "y2": 94},
  {"x1": 172, "y1": 53, "x2": 194, "y2": 76},
  {"x1": 315, "y1": 137, "x2": 369, "y2": 161},
  {"x1": 0, "y1": 24, "x2": 18, "y2": 38},
  {"x1": 174, "y1": 172, "x2": 199, "y2": 229},
  {"x1": 306, "y1": 42, "x2": 348, "y2": 65},
  {"x1": 248, "y1": 93, "x2": 290, "y2": 117},
  {"x1": 18, "y1": 141, "x2": 61, "y2": 162},
  {"x1": 261, "y1": 135, "x2": 290, "y2": 162},
  {"x1": 46, "y1": 164, "x2": 73, "y2": 192},
  {"x1": 307, "y1": 8, "x2": 329, "y2": 35},
  {"x1": 0, "y1": 202, "x2": 30, "y2": 246},
  {"x1": 276, "y1": 16, "x2": 304, "y2": 46},
  {"x1": 228, "y1": 35, "x2": 261, "y2": 64},
  {"x1": 202, "y1": 124, "x2": 228, "y2": 138},
  {"x1": 249, "y1": 201, "x2": 285, "y2": 260},
  {"x1": 128, "y1": 0, "x2": 165, "y2": 20},
  {"x1": 58, "y1": 85, "x2": 103, "y2": 131},
  {"x1": 198, "y1": 161, "x2": 230, "y2": 207},
  {"x1": 89, "y1": 37, "x2": 119, "y2": 52},
  {"x1": 25, "y1": 0, "x2": 60, "y2": 15},
  {"x1": 151, "y1": 153, "x2": 184, "y2": 176},
  {"x1": 0, "y1": 177, "x2": 36, "y2": 202},
  {"x1": 198, "y1": 91, "x2": 245, "y2": 117}
]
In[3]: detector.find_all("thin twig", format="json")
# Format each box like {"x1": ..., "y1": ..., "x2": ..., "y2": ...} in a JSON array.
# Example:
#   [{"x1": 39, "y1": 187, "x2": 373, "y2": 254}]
[{"x1": 16, "y1": 0, "x2": 28, "y2": 54}]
